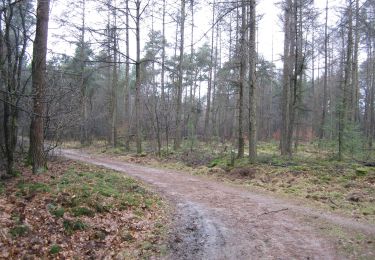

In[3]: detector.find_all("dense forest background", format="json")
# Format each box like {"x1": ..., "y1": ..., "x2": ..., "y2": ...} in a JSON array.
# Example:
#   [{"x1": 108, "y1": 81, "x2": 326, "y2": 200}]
[{"x1": 1, "y1": 0, "x2": 375, "y2": 175}]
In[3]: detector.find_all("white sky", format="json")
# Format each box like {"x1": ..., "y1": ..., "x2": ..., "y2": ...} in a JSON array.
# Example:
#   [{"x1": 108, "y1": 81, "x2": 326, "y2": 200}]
[{"x1": 48, "y1": 0, "x2": 347, "y2": 69}]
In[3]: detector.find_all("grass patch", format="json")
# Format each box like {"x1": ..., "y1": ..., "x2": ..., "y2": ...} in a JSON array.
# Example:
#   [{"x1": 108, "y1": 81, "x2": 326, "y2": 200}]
[
  {"x1": 49, "y1": 244, "x2": 61, "y2": 255},
  {"x1": 0, "y1": 182, "x2": 4, "y2": 195},
  {"x1": 72, "y1": 207, "x2": 94, "y2": 217},
  {"x1": 10, "y1": 225, "x2": 29, "y2": 238},
  {"x1": 47, "y1": 204, "x2": 65, "y2": 218},
  {"x1": 63, "y1": 219, "x2": 86, "y2": 234},
  {"x1": 55, "y1": 168, "x2": 159, "y2": 214},
  {"x1": 16, "y1": 181, "x2": 50, "y2": 196}
]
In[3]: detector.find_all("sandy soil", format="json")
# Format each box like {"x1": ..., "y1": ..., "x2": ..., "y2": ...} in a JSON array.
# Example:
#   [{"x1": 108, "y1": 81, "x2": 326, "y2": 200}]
[{"x1": 60, "y1": 149, "x2": 375, "y2": 259}]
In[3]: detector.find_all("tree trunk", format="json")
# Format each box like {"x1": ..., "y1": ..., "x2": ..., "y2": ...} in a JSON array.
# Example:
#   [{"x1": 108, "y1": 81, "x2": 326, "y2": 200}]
[
  {"x1": 30, "y1": 0, "x2": 50, "y2": 173},
  {"x1": 352, "y1": 0, "x2": 360, "y2": 122},
  {"x1": 280, "y1": 0, "x2": 292, "y2": 156},
  {"x1": 174, "y1": 0, "x2": 185, "y2": 150},
  {"x1": 339, "y1": 0, "x2": 353, "y2": 161},
  {"x1": 124, "y1": 0, "x2": 131, "y2": 151},
  {"x1": 110, "y1": 1, "x2": 118, "y2": 147},
  {"x1": 237, "y1": 0, "x2": 247, "y2": 159},
  {"x1": 204, "y1": 0, "x2": 215, "y2": 139},
  {"x1": 161, "y1": 0, "x2": 168, "y2": 153},
  {"x1": 320, "y1": 0, "x2": 329, "y2": 141},
  {"x1": 248, "y1": 0, "x2": 257, "y2": 162},
  {"x1": 79, "y1": 0, "x2": 89, "y2": 146},
  {"x1": 135, "y1": 0, "x2": 142, "y2": 154}
]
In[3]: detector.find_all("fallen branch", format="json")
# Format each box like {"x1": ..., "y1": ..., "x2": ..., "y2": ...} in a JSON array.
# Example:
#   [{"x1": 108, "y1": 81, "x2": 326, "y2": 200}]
[
  {"x1": 257, "y1": 208, "x2": 288, "y2": 218},
  {"x1": 328, "y1": 198, "x2": 338, "y2": 207}
]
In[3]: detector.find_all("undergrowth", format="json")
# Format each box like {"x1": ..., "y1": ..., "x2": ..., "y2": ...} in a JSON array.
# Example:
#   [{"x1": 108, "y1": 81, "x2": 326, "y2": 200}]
[
  {"x1": 76, "y1": 140, "x2": 375, "y2": 223},
  {"x1": 0, "y1": 161, "x2": 167, "y2": 259}
]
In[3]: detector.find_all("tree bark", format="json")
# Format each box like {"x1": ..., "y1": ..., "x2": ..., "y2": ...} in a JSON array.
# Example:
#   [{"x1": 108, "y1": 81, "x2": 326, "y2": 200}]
[
  {"x1": 124, "y1": 0, "x2": 131, "y2": 151},
  {"x1": 135, "y1": 0, "x2": 142, "y2": 153},
  {"x1": 248, "y1": 0, "x2": 257, "y2": 162},
  {"x1": 319, "y1": 0, "x2": 329, "y2": 141},
  {"x1": 79, "y1": 0, "x2": 89, "y2": 146},
  {"x1": 339, "y1": 0, "x2": 353, "y2": 161},
  {"x1": 280, "y1": 0, "x2": 292, "y2": 156},
  {"x1": 237, "y1": 0, "x2": 247, "y2": 158},
  {"x1": 110, "y1": 0, "x2": 118, "y2": 147},
  {"x1": 352, "y1": 0, "x2": 360, "y2": 122},
  {"x1": 174, "y1": 0, "x2": 185, "y2": 150},
  {"x1": 204, "y1": 0, "x2": 215, "y2": 139},
  {"x1": 30, "y1": 0, "x2": 50, "y2": 173}
]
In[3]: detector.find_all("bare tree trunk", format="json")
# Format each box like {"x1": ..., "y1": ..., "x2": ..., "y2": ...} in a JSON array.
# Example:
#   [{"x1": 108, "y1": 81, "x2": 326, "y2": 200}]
[
  {"x1": 352, "y1": 0, "x2": 360, "y2": 122},
  {"x1": 79, "y1": 0, "x2": 89, "y2": 145},
  {"x1": 161, "y1": 0, "x2": 168, "y2": 153},
  {"x1": 237, "y1": 0, "x2": 247, "y2": 158},
  {"x1": 339, "y1": 0, "x2": 353, "y2": 161},
  {"x1": 174, "y1": 0, "x2": 185, "y2": 150},
  {"x1": 124, "y1": 0, "x2": 131, "y2": 151},
  {"x1": 0, "y1": 2, "x2": 30, "y2": 176},
  {"x1": 135, "y1": 0, "x2": 142, "y2": 153},
  {"x1": 320, "y1": 0, "x2": 329, "y2": 141},
  {"x1": 211, "y1": 22, "x2": 219, "y2": 137},
  {"x1": 370, "y1": 51, "x2": 375, "y2": 148},
  {"x1": 281, "y1": 0, "x2": 292, "y2": 156},
  {"x1": 30, "y1": 0, "x2": 50, "y2": 173},
  {"x1": 110, "y1": 1, "x2": 118, "y2": 147},
  {"x1": 248, "y1": 0, "x2": 257, "y2": 162},
  {"x1": 204, "y1": 0, "x2": 215, "y2": 139},
  {"x1": 189, "y1": 0, "x2": 195, "y2": 151}
]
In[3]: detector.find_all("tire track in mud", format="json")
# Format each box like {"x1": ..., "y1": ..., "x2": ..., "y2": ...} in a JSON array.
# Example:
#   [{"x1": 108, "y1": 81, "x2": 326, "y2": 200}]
[{"x1": 60, "y1": 149, "x2": 375, "y2": 259}]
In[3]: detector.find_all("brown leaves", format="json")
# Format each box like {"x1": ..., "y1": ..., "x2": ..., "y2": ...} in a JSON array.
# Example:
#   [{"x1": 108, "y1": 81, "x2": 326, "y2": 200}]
[{"x1": 0, "y1": 159, "x2": 167, "y2": 259}]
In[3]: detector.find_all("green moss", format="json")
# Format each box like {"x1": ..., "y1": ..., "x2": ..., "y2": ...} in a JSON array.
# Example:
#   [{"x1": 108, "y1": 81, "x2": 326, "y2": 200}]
[
  {"x1": 360, "y1": 205, "x2": 375, "y2": 216},
  {"x1": 10, "y1": 225, "x2": 29, "y2": 238},
  {"x1": 63, "y1": 219, "x2": 86, "y2": 234},
  {"x1": 318, "y1": 174, "x2": 332, "y2": 183},
  {"x1": 208, "y1": 157, "x2": 227, "y2": 168},
  {"x1": 0, "y1": 182, "x2": 4, "y2": 195},
  {"x1": 72, "y1": 207, "x2": 95, "y2": 217},
  {"x1": 122, "y1": 194, "x2": 141, "y2": 207},
  {"x1": 49, "y1": 244, "x2": 61, "y2": 254},
  {"x1": 16, "y1": 181, "x2": 50, "y2": 196},
  {"x1": 356, "y1": 167, "x2": 369, "y2": 176},
  {"x1": 53, "y1": 167, "x2": 163, "y2": 227},
  {"x1": 47, "y1": 204, "x2": 65, "y2": 218}
]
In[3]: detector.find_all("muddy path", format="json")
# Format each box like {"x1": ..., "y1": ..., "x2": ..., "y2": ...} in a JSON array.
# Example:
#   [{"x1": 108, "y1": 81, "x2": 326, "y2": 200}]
[{"x1": 59, "y1": 149, "x2": 375, "y2": 259}]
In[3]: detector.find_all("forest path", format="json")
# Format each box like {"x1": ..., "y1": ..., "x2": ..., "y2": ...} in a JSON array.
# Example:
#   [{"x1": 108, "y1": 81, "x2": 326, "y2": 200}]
[{"x1": 60, "y1": 149, "x2": 375, "y2": 260}]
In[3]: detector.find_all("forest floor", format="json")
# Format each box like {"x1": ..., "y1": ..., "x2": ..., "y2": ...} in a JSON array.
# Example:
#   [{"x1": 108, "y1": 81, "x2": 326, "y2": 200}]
[
  {"x1": 59, "y1": 144, "x2": 375, "y2": 259},
  {"x1": 0, "y1": 158, "x2": 167, "y2": 259}
]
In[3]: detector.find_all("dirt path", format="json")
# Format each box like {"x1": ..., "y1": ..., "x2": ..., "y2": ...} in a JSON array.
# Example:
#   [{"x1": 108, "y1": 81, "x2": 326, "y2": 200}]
[{"x1": 60, "y1": 149, "x2": 375, "y2": 259}]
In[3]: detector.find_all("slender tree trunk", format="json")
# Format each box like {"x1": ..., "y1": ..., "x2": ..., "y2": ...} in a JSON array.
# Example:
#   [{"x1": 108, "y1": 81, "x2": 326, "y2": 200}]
[
  {"x1": 161, "y1": 0, "x2": 168, "y2": 153},
  {"x1": 189, "y1": 0, "x2": 195, "y2": 150},
  {"x1": 352, "y1": 0, "x2": 360, "y2": 122},
  {"x1": 237, "y1": 0, "x2": 247, "y2": 158},
  {"x1": 174, "y1": 0, "x2": 185, "y2": 150},
  {"x1": 79, "y1": 0, "x2": 88, "y2": 145},
  {"x1": 370, "y1": 51, "x2": 375, "y2": 148},
  {"x1": 124, "y1": 0, "x2": 131, "y2": 151},
  {"x1": 110, "y1": 5, "x2": 118, "y2": 147},
  {"x1": 311, "y1": 26, "x2": 315, "y2": 136},
  {"x1": 320, "y1": 0, "x2": 329, "y2": 141},
  {"x1": 204, "y1": 0, "x2": 215, "y2": 139},
  {"x1": 339, "y1": 0, "x2": 353, "y2": 161},
  {"x1": 248, "y1": 0, "x2": 257, "y2": 162},
  {"x1": 211, "y1": 22, "x2": 219, "y2": 137},
  {"x1": 281, "y1": 0, "x2": 292, "y2": 156},
  {"x1": 135, "y1": 0, "x2": 142, "y2": 153},
  {"x1": 30, "y1": 0, "x2": 50, "y2": 173}
]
